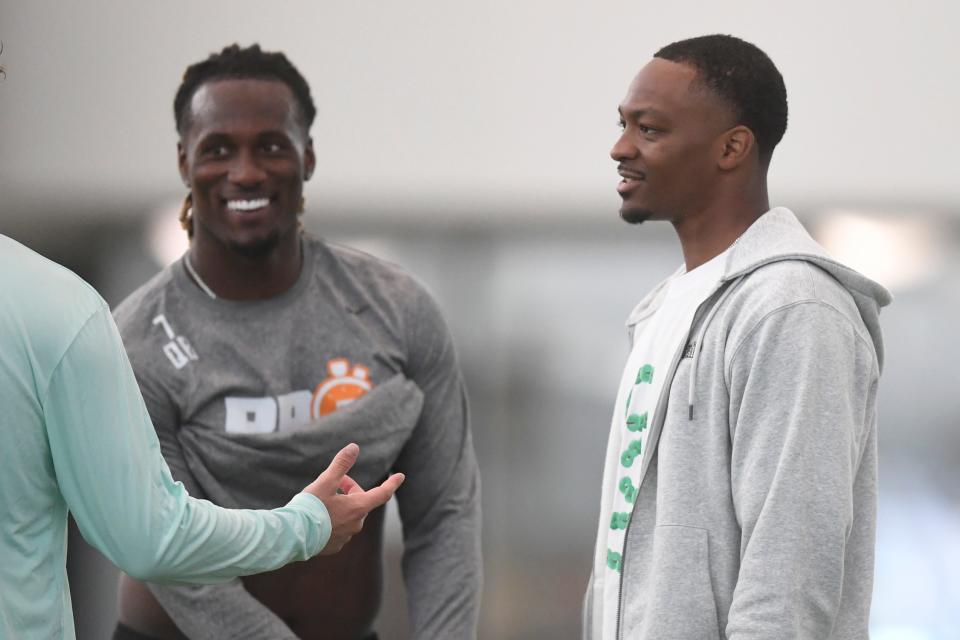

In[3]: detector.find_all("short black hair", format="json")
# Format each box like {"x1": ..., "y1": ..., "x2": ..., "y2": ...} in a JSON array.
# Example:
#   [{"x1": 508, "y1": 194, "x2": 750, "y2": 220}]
[
  {"x1": 655, "y1": 34, "x2": 787, "y2": 163},
  {"x1": 173, "y1": 43, "x2": 316, "y2": 136}
]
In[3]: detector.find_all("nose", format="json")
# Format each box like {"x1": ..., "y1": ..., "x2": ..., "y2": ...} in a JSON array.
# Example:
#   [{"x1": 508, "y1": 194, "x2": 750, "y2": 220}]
[
  {"x1": 228, "y1": 149, "x2": 267, "y2": 187},
  {"x1": 610, "y1": 130, "x2": 637, "y2": 163}
]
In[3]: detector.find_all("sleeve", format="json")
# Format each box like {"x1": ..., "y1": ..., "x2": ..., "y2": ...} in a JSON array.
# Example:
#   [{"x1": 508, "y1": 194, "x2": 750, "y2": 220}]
[
  {"x1": 724, "y1": 301, "x2": 879, "y2": 639},
  {"x1": 42, "y1": 306, "x2": 332, "y2": 584},
  {"x1": 149, "y1": 582, "x2": 298, "y2": 640},
  {"x1": 130, "y1": 337, "x2": 299, "y2": 639},
  {"x1": 393, "y1": 285, "x2": 482, "y2": 639}
]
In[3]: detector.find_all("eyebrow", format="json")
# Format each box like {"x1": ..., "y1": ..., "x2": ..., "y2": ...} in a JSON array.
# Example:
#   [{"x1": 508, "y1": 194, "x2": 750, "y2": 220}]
[
  {"x1": 617, "y1": 106, "x2": 668, "y2": 121},
  {"x1": 195, "y1": 128, "x2": 294, "y2": 142}
]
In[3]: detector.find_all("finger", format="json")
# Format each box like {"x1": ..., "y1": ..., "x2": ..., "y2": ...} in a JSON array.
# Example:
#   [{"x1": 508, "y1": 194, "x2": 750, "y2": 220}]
[
  {"x1": 338, "y1": 474, "x2": 362, "y2": 496},
  {"x1": 317, "y1": 443, "x2": 360, "y2": 489},
  {"x1": 356, "y1": 473, "x2": 405, "y2": 511}
]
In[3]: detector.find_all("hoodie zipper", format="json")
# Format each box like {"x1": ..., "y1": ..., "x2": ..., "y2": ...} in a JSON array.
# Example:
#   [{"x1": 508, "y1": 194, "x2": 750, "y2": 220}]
[
  {"x1": 614, "y1": 332, "x2": 689, "y2": 640},
  {"x1": 613, "y1": 283, "x2": 729, "y2": 639}
]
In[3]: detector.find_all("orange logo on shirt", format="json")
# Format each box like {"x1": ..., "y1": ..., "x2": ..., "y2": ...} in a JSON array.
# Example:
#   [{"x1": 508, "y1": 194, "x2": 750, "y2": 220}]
[{"x1": 310, "y1": 358, "x2": 373, "y2": 417}]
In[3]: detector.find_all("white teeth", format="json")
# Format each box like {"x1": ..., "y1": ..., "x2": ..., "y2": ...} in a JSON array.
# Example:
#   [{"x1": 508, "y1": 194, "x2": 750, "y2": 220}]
[{"x1": 226, "y1": 198, "x2": 270, "y2": 212}]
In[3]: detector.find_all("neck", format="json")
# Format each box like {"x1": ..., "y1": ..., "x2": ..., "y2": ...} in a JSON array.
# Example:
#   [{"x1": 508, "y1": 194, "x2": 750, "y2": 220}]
[
  {"x1": 188, "y1": 230, "x2": 303, "y2": 301},
  {"x1": 674, "y1": 187, "x2": 769, "y2": 271}
]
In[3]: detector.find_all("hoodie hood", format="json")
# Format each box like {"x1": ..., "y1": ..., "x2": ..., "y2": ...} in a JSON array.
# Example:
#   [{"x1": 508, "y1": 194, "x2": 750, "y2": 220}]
[
  {"x1": 627, "y1": 207, "x2": 892, "y2": 370},
  {"x1": 721, "y1": 206, "x2": 891, "y2": 369}
]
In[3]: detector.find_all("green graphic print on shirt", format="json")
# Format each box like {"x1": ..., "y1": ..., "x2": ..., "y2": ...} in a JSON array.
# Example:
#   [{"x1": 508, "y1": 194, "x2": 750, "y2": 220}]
[{"x1": 607, "y1": 363, "x2": 653, "y2": 573}]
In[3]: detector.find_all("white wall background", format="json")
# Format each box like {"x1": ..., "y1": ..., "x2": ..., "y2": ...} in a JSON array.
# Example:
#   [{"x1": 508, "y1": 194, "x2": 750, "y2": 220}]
[{"x1": 1, "y1": 0, "x2": 957, "y2": 221}]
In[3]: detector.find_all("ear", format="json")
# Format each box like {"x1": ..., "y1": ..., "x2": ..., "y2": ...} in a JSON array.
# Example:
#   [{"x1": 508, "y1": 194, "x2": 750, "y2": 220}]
[
  {"x1": 177, "y1": 141, "x2": 190, "y2": 186},
  {"x1": 717, "y1": 125, "x2": 755, "y2": 171},
  {"x1": 303, "y1": 137, "x2": 316, "y2": 182}
]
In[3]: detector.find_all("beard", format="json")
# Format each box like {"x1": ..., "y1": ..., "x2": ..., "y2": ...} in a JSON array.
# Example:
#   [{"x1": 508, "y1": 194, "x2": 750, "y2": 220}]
[
  {"x1": 619, "y1": 204, "x2": 654, "y2": 225},
  {"x1": 229, "y1": 228, "x2": 283, "y2": 259}
]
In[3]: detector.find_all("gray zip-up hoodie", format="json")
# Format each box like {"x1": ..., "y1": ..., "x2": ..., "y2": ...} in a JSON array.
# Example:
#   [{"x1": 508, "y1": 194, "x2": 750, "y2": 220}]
[{"x1": 584, "y1": 207, "x2": 891, "y2": 640}]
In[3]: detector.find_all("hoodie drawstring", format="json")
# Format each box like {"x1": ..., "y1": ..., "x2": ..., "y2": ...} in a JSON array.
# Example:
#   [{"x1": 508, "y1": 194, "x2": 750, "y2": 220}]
[{"x1": 688, "y1": 277, "x2": 745, "y2": 420}]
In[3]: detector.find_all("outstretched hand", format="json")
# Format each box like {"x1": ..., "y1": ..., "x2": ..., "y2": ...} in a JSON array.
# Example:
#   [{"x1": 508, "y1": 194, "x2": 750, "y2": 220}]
[{"x1": 303, "y1": 443, "x2": 405, "y2": 555}]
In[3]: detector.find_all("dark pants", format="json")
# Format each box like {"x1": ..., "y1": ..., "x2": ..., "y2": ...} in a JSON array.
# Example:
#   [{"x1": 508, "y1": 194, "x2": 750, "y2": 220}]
[
  {"x1": 113, "y1": 622, "x2": 379, "y2": 640},
  {"x1": 112, "y1": 624, "x2": 159, "y2": 640}
]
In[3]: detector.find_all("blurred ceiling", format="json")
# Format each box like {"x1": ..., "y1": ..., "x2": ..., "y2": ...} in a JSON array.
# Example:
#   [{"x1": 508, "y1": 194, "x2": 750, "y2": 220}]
[{"x1": 0, "y1": 0, "x2": 957, "y2": 224}]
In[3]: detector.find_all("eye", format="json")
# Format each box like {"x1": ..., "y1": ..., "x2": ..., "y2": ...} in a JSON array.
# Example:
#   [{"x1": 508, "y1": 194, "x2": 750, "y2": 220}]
[
  {"x1": 617, "y1": 120, "x2": 626, "y2": 131},
  {"x1": 637, "y1": 124, "x2": 656, "y2": 134},
  {"x1": 263, "y1": 142, "x2": 283, "y2": 153},
  {"x1": 202, "y1": 144, "x2": 230, "y2": 158}
]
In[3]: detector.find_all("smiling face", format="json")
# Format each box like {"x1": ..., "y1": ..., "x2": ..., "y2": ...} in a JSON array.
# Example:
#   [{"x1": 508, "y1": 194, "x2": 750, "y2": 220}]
[
  {"x1": 611, "y1": 58, "x2": 736, "y2": 225},
  {"x1": 179, "y1": 78, "x2": 315, "y2": 258}
]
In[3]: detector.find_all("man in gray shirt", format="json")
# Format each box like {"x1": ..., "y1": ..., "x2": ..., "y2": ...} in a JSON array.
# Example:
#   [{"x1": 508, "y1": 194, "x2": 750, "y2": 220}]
[{"x1": 113, "y1": 44, "x2": 481, "y2": 640}]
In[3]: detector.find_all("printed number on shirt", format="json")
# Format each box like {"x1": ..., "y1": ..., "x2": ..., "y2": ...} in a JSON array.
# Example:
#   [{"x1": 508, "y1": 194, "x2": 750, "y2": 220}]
[
  {"x1": 152, "y1": 314, "x2": 199, "y2": 369},
  {"x1": 223, "y1": 358, "x2": 373, "y2": 434}
]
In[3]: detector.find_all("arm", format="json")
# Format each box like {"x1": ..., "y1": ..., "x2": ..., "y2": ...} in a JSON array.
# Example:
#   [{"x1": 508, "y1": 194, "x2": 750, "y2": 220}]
[
  {"x1": 150, "y1": 581, "x2": 297, "y2": 640},
  {"x1": 725, "y1": 301, "x2": 879, "y2": 639},
  {"x1": 42, "y1": 305, "x2": 331, "y2": 583},
  {"x1": 394, "y1": 287, "x2": 482, "y2": 639},
  {"x1": 130, "y1": 357, "x2": 299, "y2": 638}
]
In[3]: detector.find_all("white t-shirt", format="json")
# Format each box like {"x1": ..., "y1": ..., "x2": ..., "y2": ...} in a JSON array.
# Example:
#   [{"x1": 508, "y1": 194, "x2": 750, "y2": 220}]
[{"x1": 600, "y1": 249, "x2": 728, "y2": 637}]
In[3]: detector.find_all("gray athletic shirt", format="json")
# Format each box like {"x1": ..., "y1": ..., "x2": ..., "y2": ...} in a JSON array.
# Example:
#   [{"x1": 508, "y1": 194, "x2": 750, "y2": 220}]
[{"x1": 113, "y1": 235, "x2": 482, "y2": 639}]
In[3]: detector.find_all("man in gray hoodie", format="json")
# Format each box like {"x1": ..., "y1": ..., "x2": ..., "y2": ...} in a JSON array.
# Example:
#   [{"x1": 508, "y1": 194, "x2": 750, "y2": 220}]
[{"x1": 583, "y1": 35, "x2": 890, "y2": 639}]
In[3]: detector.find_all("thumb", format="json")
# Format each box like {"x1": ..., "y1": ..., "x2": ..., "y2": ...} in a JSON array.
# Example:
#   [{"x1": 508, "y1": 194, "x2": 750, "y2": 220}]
[
  {"x1": 316, "y1": 443, "x2": 360, "y2": 491},
  {"x1": 355, "y1": 472, "x2": 406, "y2": 512}
]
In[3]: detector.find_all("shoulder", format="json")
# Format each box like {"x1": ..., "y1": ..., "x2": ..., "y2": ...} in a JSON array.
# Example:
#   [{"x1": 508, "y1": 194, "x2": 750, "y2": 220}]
[
  {"x1": 113, "y1": 264, "x2": 178, "y2": 332},
  {"x1": 311, "y1": 236, "x2": 441, "y2": 317},
  {"x1": 111, "y1": 263, "x2": 183, "y2": 374},
  {"x1": 720, "y1": 259, "x2": 875, "y2": 363},
  {"x1": 309, "y1": 236, "x2": 452, "y2": 351},
  {"x1": 1, "y1": 235, "x2": 104, "y2": 315},
  {"x1": 317, "y1": 237, "x2": 429, "y2": 297},
  {"x1": 0, "y1": 236, "x2": 107, "y2": 365},
  {"x1": 726, "y1": 259, "x2": 862, "y2": 324}
]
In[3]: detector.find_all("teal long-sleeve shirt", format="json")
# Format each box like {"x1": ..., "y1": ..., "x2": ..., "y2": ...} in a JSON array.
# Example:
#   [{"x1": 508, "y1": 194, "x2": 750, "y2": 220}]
[{"x1": 0, "y1": 235, "x2": 332, "y2": 639}]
